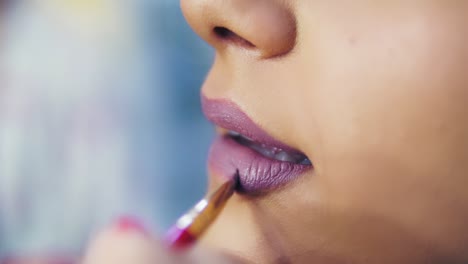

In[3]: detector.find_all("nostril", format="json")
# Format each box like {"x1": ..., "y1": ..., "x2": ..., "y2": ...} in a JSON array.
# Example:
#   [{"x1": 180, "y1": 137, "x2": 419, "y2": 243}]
[
  {"x1": 213, "y1": 27, "x2": 231, "y2": 38},
  {"x1": 213, "y1": 27, "x2": 256, "y2": 49}
]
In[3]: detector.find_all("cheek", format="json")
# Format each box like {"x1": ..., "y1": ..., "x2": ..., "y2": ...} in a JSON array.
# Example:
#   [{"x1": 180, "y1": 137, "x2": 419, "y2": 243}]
[{"x1": 293, "y1": 5, "x2": 468, "y2": 250}]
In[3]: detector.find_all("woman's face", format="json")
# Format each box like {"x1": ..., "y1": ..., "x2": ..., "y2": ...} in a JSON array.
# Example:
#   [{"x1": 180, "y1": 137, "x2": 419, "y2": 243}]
[{"x1": 182, "y1": 1, "x2": 468, "y2": 263}]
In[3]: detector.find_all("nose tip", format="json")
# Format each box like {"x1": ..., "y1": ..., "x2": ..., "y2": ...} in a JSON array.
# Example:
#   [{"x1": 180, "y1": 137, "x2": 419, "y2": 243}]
[{"x1": 181, "y1": 0, "x2": 297, "y2": 59}]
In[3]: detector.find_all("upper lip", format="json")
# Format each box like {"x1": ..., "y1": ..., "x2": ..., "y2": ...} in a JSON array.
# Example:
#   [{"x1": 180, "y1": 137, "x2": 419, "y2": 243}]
[{"x1": 201, "y1": 95, "x2": 307, "y2": 156}]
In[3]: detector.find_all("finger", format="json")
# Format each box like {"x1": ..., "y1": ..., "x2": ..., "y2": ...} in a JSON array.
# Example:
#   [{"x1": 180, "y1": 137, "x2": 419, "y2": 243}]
[
  {"x1": 83, "y1": 216, "x2": 244, "y2": 264},
  {"x1": 186, "y1": 248, "x2": 246, "y2": 264},
  {"x1": 82, "y1": 216, "x2": 174, "y2": 264}
]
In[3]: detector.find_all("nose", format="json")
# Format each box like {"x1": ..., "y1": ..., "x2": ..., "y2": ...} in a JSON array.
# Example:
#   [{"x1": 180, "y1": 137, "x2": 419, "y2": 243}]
[{"x1": 181, "y1": 0, "x2": 297, "y2": 59}]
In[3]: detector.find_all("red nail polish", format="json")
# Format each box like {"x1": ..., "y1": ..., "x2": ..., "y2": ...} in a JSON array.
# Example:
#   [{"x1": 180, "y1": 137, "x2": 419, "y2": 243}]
[
  {"x1": 164, "y1": 226, "x2": 196, "y2": 250},
  {"x1": 114, "y1": 216, "x2": 148, "y2": 235}
]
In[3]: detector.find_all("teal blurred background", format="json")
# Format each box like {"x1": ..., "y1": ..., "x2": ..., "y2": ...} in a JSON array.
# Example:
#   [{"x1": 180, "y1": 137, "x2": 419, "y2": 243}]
[{"x1": 0, "y1": 0, "x2": 213, "y2": 259}]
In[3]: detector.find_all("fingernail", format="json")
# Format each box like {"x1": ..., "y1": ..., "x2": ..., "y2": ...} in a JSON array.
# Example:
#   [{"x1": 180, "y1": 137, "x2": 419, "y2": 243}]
[{"x1": 114, "y1": 216, "x2": 149, "y2": 236}]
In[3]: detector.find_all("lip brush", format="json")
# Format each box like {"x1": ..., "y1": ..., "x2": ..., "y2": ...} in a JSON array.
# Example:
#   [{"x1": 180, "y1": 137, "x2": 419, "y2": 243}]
[{"x1": 164, "y1": 173, "x2": 239, "y2": 249}]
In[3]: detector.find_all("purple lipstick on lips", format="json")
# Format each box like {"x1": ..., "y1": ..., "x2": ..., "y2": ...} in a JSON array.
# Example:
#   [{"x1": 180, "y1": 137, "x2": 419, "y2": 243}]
[{"x1": 202, "y1": 95, "x2": 312, "y2": 194}]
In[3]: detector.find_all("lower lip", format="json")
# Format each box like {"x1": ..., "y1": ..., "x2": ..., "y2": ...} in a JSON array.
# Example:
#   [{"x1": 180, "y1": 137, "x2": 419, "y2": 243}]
[{"x1": 208, "y1": 135, "x2": 312, "y2": 194}]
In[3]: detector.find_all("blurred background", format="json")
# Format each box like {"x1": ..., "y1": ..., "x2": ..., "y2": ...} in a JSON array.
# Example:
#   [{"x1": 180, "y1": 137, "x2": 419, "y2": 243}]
[{"x1": 0, "y1": 0, "x2": 214, "y2": 260}]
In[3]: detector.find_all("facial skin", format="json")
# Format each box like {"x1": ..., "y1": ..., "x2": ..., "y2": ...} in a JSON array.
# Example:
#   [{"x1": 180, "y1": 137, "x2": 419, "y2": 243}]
[{"x1": 181, "y1": 1, "x2": 468, "y2": 263}]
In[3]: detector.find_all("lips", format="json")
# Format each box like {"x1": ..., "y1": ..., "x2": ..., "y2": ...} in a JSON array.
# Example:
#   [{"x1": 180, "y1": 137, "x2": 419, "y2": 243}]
[{"x1": 202, "y1": 95, "x2": 312, "y2": 194}]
